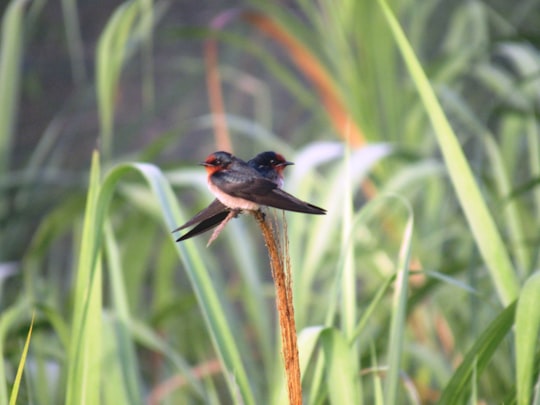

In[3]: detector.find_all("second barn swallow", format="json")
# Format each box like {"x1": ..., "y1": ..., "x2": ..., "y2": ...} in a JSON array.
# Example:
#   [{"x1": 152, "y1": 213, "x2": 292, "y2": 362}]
[
  {"x1": 174, "y1": 151, "x2": 295, "y2": 241},
  {"x1": 247, "y1": 151, "x2": 293, "y2": 188}
]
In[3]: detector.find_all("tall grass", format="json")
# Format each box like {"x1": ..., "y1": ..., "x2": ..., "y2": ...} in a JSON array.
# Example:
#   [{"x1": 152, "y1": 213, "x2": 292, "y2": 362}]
[
  {"x1": 1, "y1": 0, "x2": 539, "y2": 404},
  {"x1": 0, "y1": 0, "x2": 26, "y2": 257},
  {"x1": 0, "y1": 0, "x2": 25, "y2": 177}
]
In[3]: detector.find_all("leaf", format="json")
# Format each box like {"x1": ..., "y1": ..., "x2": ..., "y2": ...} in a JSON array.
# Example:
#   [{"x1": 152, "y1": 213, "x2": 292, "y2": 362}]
[
  {"x1": 65, "y1": 150, "x2": 103, "y2": 405},
  {"x1": 321, "y1": 328, "x2": 360, "y2": 405},
  {"x1": 515, "y1": 272, "x2": 540, "y2": 405},
  {"x1": 438, "y1": 302, "x2": 516, "y2": 404},
  {"x1": 384, "y1": 198, "x2": 414, "y2": 404},
  {"x1": 9, "y1": 312, "x2": 35, "y2": 405}
]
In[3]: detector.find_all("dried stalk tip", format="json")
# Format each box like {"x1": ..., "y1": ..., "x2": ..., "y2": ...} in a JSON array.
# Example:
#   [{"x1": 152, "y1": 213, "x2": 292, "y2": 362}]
[{"x1": 253, "y1": 210, "x2": 302, "y2": 405}]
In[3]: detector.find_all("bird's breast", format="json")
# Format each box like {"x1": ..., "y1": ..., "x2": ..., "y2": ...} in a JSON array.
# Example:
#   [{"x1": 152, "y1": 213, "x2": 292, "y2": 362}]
[{"x1": 207, "y1": 178, "x2": 260, "y2": 211}]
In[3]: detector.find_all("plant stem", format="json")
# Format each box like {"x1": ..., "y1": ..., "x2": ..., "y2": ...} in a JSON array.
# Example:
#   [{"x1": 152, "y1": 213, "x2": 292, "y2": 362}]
[{"x1": 253, "y1": 210, "x2": 301, "y2": 404}]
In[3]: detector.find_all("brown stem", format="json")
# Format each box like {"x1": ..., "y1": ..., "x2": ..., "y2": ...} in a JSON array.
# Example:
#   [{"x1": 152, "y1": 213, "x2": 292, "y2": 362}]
[{"x1": 253, "y1": 210, "x2": 301, "y2": 404}]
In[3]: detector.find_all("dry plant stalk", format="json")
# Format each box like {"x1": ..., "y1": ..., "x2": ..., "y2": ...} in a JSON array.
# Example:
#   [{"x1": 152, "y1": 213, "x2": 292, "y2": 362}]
[{"x1": 253, "y1": 210, "x2": 301, "y2": 404}]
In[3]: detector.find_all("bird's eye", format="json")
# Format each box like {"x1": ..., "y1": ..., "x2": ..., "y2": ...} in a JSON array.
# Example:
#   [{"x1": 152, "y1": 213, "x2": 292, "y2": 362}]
[
  {"x1": 270, "y1": 159, "x2": 276, "y2": 165},
  {"x1": 213, "y1": 159, "x2": 221, "y2": 165}
]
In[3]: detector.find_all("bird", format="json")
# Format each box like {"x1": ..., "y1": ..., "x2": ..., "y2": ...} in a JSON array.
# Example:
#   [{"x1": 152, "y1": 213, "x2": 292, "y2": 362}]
[
  {"x1": 247, "y1": 151, "x2": 293, "y2": 188},
  {"x1": 174, "y1": 151, "x2": 294, "y2": 242},
  {"x1": 173, "y1": 151, "x2": 325, "y2": 242}
]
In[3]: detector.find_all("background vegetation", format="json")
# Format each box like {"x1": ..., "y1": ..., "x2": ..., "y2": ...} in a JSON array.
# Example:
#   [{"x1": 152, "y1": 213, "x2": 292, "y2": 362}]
[{"x1": 1, "y1": 0, "x2": 540, "y2": 403}]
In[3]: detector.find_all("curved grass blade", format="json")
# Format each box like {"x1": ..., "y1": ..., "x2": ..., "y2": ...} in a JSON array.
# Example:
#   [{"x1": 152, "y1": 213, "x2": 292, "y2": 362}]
[
  {"x1": 96, "y1": 161, "x2": 257, "y2": 404},
  {"x1": 438, "y1": 302, "x2": 516, "y2": 404}
]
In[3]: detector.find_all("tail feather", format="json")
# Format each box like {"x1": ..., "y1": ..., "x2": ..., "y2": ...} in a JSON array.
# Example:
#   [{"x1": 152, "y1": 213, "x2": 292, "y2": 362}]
[
  {"x1": 176, "y1": 211, "x2": 230, "y2": 241},
  {"x1": 172, "y1": 199, "x2": 228, "y2": 232}
]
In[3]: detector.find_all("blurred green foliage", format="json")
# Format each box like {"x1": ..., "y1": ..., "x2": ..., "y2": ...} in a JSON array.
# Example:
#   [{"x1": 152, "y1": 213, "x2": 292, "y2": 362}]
[{"x1": 1, "y1": 0, "x2": 540, "y2": 403}]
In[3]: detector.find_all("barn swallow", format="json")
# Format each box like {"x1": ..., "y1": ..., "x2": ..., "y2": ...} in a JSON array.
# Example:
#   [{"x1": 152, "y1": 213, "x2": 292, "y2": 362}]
[
  {"x1": 247, "y1": 151, "x2": 293, "y2": 188},
  {"x1": 203, "y1": 151, "x2": 326, "y2": 214},
  {"x1": 174, "y1": 151, "x2": 295, "y2": 242}
]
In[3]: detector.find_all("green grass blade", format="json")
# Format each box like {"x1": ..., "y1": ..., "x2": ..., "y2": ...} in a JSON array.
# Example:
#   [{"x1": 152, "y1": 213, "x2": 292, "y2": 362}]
[
  {"x1": 96, "y1": 162, "x2": 257, "y2": 404},
  {"x1": 384, "y1": 198, "x2": 413, "y2": 405},
  {"x1": 101, "y1": 313, "x2": 139, "y2": 405},
  {"x1": 340, "y1": 144, "x2": 356, "y2": 339},
  {"x1": 103, "y1": 224, "x2": 142, "y2": 404},
  {"x1": 377, "y1": 369, "x2": 387, "y2": 403},
  {"x1": 438, "y1": 302, "x2": 516, "y2": 404},
  {"x1": 515, "y1": 272, "x2": 540, "y2": 405},
  {"x1": 65, "y1": 150, "x2": 103, "y2": 405},
  {"x1": 351, "y1": 273, "x2": 395, "y2": 342},
  {"x1": 436, "y1": 87, "x2": 531, "y2": 276},
  {"x1": 60, "y1": 0, "x2": 86, "y2": 84},
  {"x1": 96, "y1": 0, "x2": 141, "y2": 162},
  {"x1": 0, "y1": 0, "x2": 26, "y2": 176},
  {"x1": 9, "y1": 312, "x2": 34, "y2": 405},
  {"x1": 370, "y1": 343, "x2": 384, "y2": 405},
  {"x1": 297, "y1": 326, "x2": 325, "y2": 379},
  {"x1": 0, "y1": 300, "x2": 29, "y2": 405},
  {"x1": 377, "y1": 0, "x2": 519, "y2": 305},
  {"x1": 526, "y1": 113, "x2": 540, "y2": 225},
  {"x1": 470, "y1": 359, "x2": 478, "y2": 405},
  {"x1": 483, "y1": 134, "x2": 529, "y2": 275},
  {"x1": 321, "y1": 328, "x2": 360, "y2": 404}
]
